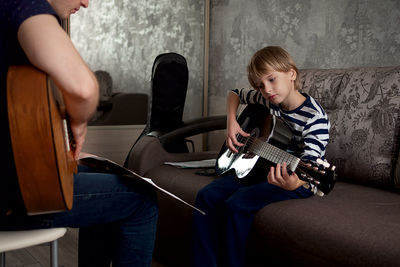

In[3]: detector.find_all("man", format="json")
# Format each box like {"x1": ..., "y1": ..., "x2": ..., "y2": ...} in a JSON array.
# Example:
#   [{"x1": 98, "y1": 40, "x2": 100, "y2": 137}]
[{"x1": 0, "y1": 1, "x2": 158, "y2": 266}]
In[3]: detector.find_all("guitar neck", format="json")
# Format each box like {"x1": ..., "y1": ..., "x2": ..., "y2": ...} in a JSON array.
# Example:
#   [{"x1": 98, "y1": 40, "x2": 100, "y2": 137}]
[{"x1": 249, "y1": 138, "x2": 300, "y2": 172}]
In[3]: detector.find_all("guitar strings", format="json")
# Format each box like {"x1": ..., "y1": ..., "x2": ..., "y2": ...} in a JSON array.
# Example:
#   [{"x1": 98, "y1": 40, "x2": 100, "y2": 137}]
[
  {"x1": 237, "y1": 135, "x2": 297, "y2": 167},
  {"x1": 235, "y1": 131, "x2": 332, "y2": 194}
]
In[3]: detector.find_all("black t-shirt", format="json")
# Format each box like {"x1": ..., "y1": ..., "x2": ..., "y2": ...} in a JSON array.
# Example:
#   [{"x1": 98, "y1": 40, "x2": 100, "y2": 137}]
[{"x1": 0, "y1": 0, "x2": 58, "y2": 216}]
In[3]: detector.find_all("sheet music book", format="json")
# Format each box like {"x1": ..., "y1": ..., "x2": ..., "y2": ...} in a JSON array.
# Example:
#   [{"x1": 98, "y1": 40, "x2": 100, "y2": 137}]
[{"x1": 78, "y1": 155, "x2": 205, "y2": 215}]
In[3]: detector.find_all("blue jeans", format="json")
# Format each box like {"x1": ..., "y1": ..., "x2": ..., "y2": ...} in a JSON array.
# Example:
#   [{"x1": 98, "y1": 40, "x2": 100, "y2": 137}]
[
  {"x1": 191, "y1": 174, "x2": 313, "y2": 267},
  {"x1": 0, "y1": 165, "x2": 158, "y2": 267}
]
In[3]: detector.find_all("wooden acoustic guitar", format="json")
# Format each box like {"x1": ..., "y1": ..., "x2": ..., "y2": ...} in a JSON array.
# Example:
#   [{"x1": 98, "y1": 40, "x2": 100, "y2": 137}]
[
  {"x1": 215, "y1": 104, "x2": 336, "y2": 196},
  {"x1": 6, "y1": 19, "x2": 76, "y2": 214},
  {"x1": 7, "y1": 65, "x2": 77, "y2": 214}
]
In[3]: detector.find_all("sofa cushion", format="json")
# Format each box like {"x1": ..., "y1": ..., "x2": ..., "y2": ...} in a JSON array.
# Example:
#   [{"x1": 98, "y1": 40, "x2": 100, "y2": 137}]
[
  {"x1": 145, "y1": 165, "x2": 217, "y2": 267},
  {"x1": 395, "y1": 151, "x2": 400, "y2": 187},
  {"x1": 301, "y1": 67, "x2": 400, "y2": 188},
  {"x1": 146, "y1": 162, "x2": 400, "y2": 267},
  {"x1": 300, "y1": 68, "x2": 346, "y2": 110},
  {"x1": 248, "y1": 181, "x2": 400, "y2": 266}
]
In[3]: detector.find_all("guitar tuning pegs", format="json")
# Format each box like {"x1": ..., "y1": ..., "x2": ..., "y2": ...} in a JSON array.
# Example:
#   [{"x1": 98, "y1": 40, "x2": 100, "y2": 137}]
[
  {"x1": 316, "y1": 190, "x2": 324, "y2": 197},
  {"x1": 316, "y1": 158, "x2": 331, "y2": 168}
]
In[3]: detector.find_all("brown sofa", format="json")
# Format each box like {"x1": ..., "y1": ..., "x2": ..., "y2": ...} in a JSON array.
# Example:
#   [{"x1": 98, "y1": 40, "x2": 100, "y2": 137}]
[{"x1": 125, "y1": 66, "x2": 400, "y2": 266}]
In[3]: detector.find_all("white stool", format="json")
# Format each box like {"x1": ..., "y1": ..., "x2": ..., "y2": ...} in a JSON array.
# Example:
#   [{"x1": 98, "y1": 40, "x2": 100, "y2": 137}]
[{"x1": 0, "y1": 228, "x2": 67, "y2": 267}]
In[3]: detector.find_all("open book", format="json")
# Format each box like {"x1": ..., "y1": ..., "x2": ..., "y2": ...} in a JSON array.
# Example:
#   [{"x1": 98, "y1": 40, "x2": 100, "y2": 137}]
[{"x1": 78, "y1": 155, "x2": 205, "y2": 215}]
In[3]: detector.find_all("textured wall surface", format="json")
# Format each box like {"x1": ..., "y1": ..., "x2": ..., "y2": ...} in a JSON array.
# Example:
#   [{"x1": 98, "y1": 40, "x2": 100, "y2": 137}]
[
  {"x1": 71, "y1": 0, "x2": 400, "y2": 121},
  {"x1": 209, "y1": 0, "x2": 400, "y2": 115},
  {"x1": 71, "y1": 0, "x2": 204, "y2": 119}
]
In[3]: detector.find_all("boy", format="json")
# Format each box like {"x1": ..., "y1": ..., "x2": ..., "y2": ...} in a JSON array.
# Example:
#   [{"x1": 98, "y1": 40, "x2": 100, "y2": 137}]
[{"x1": 192, "y1": 46, "x2": 330, "y2": 267}]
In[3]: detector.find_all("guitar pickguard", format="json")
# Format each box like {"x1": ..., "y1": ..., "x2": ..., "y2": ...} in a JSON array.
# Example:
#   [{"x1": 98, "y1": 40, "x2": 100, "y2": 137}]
[
  {"x1": 217, "y1": 126, "x2": 261, "y2": 178},
  {"x1": 216, "y1": 104, "x2": 293, "y2": 178}
]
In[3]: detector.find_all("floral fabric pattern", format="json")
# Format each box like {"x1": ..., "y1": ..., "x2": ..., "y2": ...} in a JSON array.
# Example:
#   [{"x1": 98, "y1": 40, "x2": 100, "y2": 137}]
[{"x1": 300, "y1": 67, "x2": 400, "y2": 188}]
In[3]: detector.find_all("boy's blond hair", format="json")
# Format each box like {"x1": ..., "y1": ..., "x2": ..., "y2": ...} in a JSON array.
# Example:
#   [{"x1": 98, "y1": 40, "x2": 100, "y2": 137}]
[{"x1": 247, "y1": 46, "x2": 300, "y2": 90}]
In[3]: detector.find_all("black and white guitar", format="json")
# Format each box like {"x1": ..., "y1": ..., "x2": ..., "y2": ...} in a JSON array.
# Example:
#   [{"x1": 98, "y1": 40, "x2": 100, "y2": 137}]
[{"x1": 215, "y1": 104, "x2": 336, "y2": 196}]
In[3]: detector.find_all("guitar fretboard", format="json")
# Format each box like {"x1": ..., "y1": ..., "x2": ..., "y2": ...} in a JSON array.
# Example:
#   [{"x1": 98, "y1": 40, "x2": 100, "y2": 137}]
[{"x1": 248, "y1": 138, "x2": 300, "y2": 172}]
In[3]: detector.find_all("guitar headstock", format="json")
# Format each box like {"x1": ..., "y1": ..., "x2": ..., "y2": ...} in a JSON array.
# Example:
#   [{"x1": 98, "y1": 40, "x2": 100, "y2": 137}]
[{"x1": 296, "y1": 158, "x2": 336, "y2": 196}]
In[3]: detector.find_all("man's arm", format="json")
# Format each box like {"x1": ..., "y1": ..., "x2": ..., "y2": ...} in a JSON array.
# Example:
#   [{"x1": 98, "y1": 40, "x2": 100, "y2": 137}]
[{"x1": 17, "y1": 14, "x2": 99, "y2": 158}]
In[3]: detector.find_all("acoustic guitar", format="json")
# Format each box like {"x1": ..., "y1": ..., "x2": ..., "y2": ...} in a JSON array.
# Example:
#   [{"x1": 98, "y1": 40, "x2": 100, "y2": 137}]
[
  {"x1": 215, "y1": 104, "x2": 336, "y2": 196},
  {"x1": 6, "y1": 18, "x2": 76, "y2": 214},
  {"x1": 7, "y1": 65, "x2": 77, "y2": 214}
]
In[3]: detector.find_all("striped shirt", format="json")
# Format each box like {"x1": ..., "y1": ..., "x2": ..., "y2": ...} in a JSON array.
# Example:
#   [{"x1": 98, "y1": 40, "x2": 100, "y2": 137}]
[{"x1": 232, "y1": 88, "x2": 330, "y2": 163}]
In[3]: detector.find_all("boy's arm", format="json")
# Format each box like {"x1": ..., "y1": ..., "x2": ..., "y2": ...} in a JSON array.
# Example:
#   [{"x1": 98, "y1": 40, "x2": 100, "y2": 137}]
[
  {"x1": 227, "y1": 91, "x2": 240, "y2": 124},
  {"x1": 231, "y1": 88, "x2": 268, "y2": 107},
  {"x1": 268, "y1": 110, "x2": 329, "y2": 193},
  {"x1": 296, "y1": 114, "x2": 330, "y2": 194},
  {"x1": 17, "y1": 14, "x2": 99, "y2": 159},
  {"x1": 226, "y1": 91, "x2": 249, "y2": 152},
  {"x1": 301, "y1": 115, "x2": 330, "y2": 163},
  {"x1": 226, "y1": 88, "x2": 269, "y2": 153}
]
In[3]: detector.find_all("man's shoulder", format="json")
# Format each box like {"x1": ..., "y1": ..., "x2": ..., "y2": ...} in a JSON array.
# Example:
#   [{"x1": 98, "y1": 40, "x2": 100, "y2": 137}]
[{"x1": 1, "y1": 0, "x2": 57, "y2": 30}]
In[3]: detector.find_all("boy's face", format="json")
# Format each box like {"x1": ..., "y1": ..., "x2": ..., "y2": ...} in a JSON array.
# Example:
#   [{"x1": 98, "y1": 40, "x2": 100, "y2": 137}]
[
  {"x1": 254, "y1": 69, "x2": 297, "y2": 109},
  {"x1": 48, "y1": 0, "x2": 89, "y2": 19}
]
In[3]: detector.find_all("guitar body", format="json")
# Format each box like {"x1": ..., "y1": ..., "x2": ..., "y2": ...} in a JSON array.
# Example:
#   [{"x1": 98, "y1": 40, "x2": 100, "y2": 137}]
[
  {"x1": 7, "y1": 65, "x2": 76, "y2": 214},
  {"x1": 216, "y1": 104, "x2": 293, "y2": 178}
]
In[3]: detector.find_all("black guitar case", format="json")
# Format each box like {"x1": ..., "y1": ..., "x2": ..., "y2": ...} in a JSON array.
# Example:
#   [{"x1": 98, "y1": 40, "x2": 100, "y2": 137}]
[{"x1": 124, "y1": 52, "x2": 189, "y2": 167}]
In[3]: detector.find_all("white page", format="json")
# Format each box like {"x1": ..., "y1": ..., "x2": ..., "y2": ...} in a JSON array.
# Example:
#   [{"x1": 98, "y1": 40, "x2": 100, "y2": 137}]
[{"x1": 78, "y1": 154, "x2": 206, "y2": 215}]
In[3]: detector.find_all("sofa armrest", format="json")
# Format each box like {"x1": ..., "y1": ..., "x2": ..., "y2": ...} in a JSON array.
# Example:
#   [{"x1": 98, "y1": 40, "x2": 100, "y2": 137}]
[
  {"x1": 125, "y1": 115, "x2": 225, "y2": 175},
  {"x1": 149, "y1": 115, "x2": 226, "y2": 146}
]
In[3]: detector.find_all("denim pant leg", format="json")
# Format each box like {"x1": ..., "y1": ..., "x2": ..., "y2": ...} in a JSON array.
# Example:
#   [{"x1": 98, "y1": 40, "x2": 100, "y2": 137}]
[
  {"x1": 71, "y1": 167, "x2": 159, "y2": 267},
  {"x1": 0, "y1": 165, "x2": 158, "y2": 267},
  {"x1": 191, "y1": 175, "x2": 242, "y2": 267},
  {"x1": 224, "y1": 182, "x2": 313, "y2": 267}
]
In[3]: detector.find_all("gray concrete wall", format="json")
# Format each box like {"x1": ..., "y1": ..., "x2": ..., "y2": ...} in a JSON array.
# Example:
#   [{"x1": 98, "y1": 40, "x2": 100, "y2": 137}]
[
  {"x1": 208, "y1": 0, "x2": 400, "y2": 115},
  {"x1": 71, "y1": 0, "x2": 204, "y2": 120},
  {"x1": 70, "y1": 0, "x2": 400, "y2": 120}
]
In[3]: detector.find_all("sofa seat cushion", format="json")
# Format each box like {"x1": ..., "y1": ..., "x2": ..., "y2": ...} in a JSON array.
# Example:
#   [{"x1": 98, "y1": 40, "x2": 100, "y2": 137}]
[
  {"x1": 145, "y1": 165, "x2": 218, "y2": 266},
  {"x1": 146, "y1": 162, "x2": 400, "y2": 267},
  {"x1": 249, "y1": 181, "x2": 400, "y2": 266}
]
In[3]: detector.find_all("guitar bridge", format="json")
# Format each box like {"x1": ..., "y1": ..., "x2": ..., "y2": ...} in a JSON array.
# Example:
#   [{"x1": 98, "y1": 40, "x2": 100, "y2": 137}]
[{"x1": 63, "y1": 119, "x2": 70, "y2": 152}]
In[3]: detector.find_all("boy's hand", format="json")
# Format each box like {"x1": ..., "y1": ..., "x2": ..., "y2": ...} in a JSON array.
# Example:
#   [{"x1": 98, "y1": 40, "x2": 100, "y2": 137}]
[
  {"x1": 226, "y1": 119, "x2": 250, "y2": 153},
  {"x1": 267, "y1": 162, "x2": 305, "y2": 190}
]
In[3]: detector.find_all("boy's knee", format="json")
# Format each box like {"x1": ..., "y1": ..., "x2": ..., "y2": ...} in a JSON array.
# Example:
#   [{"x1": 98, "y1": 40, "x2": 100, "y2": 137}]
[
  {"x1": 224, "y1": 197, "x2": 245, "y2": 214},
  {"x1": 196, "y1": 187, "x2": 223, "y2": 208}
]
